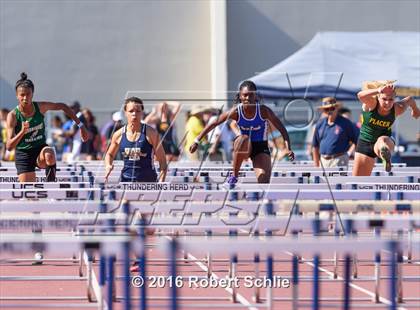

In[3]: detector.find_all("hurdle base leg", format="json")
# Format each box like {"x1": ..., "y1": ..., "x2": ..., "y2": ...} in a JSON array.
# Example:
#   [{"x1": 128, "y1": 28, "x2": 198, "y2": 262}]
[
  {"x1": 85, "y1": 251, "x2": 97, "y2": 303},
  {"x1": 397, "y1": 263, "x2": 404, "y2": 304},
  {"x1": 253, "y1": 264, "x2": 261, "y2": 303},
  {"x1": 229, "y1": 261, "x2": 237, "y2": 303},
  {"x1": 206, "y1": 253, "x2": 212, "y2": 278},
  {"x1": 333, "y1": 251, "x2": 338, "y2": 279},
  {"x1": 373, "y1": 263, "x2": 380, "y2": 303},
  {"x1": 87, "y1": 288, "x2": 96, "y2": 303},
  {"x1": 407, "y1": 230, "x2": 413, "y2": 263},
  {"x1": 352, "y1": 254, "x2": 358, "y2": 279},
  {"x1": 79, "y1": 250, "x2": 84, "y2": 277},
  {"x1": 372, "y1": 291, "x2": 380, "y2": 303}
]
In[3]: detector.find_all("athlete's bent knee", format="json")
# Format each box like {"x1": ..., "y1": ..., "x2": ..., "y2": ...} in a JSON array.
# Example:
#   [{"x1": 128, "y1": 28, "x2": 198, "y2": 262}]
[
  {"x1": 43, "y1": 148, "x2": 56, "y2": 165},
  {"x1": 377, "y1": 136, "x2": 392, "y2": 144},
  {"x1": 234, "y1": 135, "x2": 250, "y2": 153},
  {"x1": 257, "y1": 173, "x2": 270, "y2": 183}
]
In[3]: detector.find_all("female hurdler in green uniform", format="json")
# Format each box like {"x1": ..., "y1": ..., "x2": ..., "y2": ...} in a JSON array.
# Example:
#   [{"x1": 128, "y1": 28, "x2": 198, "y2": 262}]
[
  {"x1": 6, "y1": 72, "x2": 89, "y2": 182},
  {"x1": 353, "y1": 81, "x2": 420, "y2": 176}
]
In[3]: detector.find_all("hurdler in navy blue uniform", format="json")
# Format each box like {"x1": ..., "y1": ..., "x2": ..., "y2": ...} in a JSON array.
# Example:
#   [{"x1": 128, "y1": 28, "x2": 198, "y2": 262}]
[
  {"x1": 104, "y1": 97, "x2": 167, "y2": 183},
  {"x1": 119, "y1": 124, "x2": 157, "y2": 182},
  {"x1": 190, "y1": 80, "x2": 295, "y2": 185}
]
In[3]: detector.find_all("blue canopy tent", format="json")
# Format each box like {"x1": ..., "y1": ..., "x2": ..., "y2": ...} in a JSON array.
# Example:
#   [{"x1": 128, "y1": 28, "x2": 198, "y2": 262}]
[{"x1": 249, "y1": 32, "x2": 420, "y2": 100}]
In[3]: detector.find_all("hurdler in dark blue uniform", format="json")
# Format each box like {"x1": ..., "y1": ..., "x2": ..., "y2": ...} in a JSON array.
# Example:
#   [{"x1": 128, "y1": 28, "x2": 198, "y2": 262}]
[
  {"x1": 104, "y1": 97, "x2": 167, "y2": 184},
  {"x1": 105, "y1": 97, "x2": 167, "y2": 274},
  {"x1": 119, "y1": 124, "x2": 157, "y2": 182}
]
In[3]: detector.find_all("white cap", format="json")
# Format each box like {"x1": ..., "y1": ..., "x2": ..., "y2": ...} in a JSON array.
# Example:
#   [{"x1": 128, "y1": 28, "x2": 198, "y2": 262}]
[{"x1": 112, "y1": 111, "x2": 123, "y2": 122}]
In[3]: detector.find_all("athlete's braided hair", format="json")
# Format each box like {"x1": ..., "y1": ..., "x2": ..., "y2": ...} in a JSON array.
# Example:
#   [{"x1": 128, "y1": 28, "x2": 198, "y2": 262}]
[
  {"x1": 233, "y1": 80, "x2": 262, "y2": 106},
  {"x1": 15, "y1": 72, "x2": 35, "y2": 92}
]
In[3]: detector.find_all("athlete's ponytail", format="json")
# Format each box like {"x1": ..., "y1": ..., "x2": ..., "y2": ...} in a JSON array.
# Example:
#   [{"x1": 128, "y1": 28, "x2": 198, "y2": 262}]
[{"x1": 15, "y1": 72, "x2": 35, "y2": 92}]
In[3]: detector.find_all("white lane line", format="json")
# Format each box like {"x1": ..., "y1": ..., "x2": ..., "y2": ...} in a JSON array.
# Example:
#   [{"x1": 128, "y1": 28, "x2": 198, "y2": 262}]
[
  {"x1": 186, "y1": 251, "x2": 258, "y2": 310},
  {"x1": 284, "y1": 251, "x2": 407, "y2": 310},
  {"x1": 164, "y1": 235, "x2": 257, "y2": 310}
]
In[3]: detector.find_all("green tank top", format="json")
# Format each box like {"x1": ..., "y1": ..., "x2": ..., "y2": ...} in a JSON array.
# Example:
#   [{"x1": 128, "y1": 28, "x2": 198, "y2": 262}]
[
  {"x1": 359, "y1": 103, "x2": 395, "y2": 143},
  {"x1": 14, "y1": 102, "x2": 46, "y2": 150}
]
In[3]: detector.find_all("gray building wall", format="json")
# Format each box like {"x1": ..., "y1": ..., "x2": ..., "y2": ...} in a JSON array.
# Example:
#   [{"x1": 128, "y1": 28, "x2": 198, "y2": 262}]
[
  {"x1": 0, "y1": 0, "x2": 212, "y2": 124},
  {"x1": 227, "y1": 0, "x2": 420, "y2": 141},
  {"x1": 1, "y1": 0, "x2": 419, "y2": 141}
]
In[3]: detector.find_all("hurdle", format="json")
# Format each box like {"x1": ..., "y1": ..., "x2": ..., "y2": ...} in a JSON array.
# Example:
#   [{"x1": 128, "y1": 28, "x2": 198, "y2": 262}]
[
  {"x1": 2, "y1": 181, "x2": 419, "y2": 194},
  {"x1": 1, "y1": 169, "x2": 418, "y2": 179},
  {"x1": 1, "y1": 160, "x2": 408, "y2": 169},
  {"x1": 1, "y1": 158, "x2": 419, "y2": 310},
  {"x1": 163, "y1": 236, "x2": 419, "y2": 310},
  {"x1": 0, "y1": 233, "x2": 145, "y2": 310},
  {"x1": 1, "y1": 230, "x2": 417, "y2": 309},
  {"x1": 1, "y1": 188, "x2": 419, "y2": 201},
  {"x1": 2, "y1": 211, "x2": 418, "y2": 272},
  {"x1": 1, "y1": 225, "x2": 418, "y2": 308}
]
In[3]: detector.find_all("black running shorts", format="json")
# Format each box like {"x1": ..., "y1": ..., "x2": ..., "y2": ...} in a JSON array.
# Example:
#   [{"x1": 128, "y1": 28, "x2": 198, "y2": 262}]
[
  {"x1": 250, "y1": 141, "x2": 271, "y2": 160},
  {"x1": 15, "y1": 144, "x2": 48, "y2": 175}
]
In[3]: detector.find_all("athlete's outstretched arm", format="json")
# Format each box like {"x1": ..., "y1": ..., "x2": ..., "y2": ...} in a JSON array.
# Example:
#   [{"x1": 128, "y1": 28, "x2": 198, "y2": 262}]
[
  {"x1": 357, "y1": 84, "x2": 394, "y2": 111},
  {"x1": 148, "y1": 127, "x2": 167, "y2": 182},
  {"x1": 143, "y1": 107, "x2": 159, "y2": 125},
  {"x1": 166, "y1": 101, "x2": 181, "y2": 120},
  {"x1": 189, "y1": 108, "x2": 237, "y2": 153},
  {"x1": 394, "y1": 96, "x2": 420, "y2": 118},
  {"x1": 5, "y1": 111, "x2": 28, "y2": 151},
  {"x1": 167, "y1": 101, "x2": 182, "y2": 126},
  {"x1": 39, "y1": 102, "x2": 89, "y2": 142},
  {"x1": 262, "y1": 106, "x2": 294, "y2": 161},
  {"x1": 104, "y1": 129, "x2": 122, "y2": 182},
  {"x1": 144, "y1": 101, "x2": 181, "y2": 126}
]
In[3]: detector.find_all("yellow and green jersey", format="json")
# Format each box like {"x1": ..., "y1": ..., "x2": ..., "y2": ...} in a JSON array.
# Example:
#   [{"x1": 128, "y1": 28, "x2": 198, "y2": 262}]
[{"x1": 359, "y1": 104, "x2": 395, "y2": 143}]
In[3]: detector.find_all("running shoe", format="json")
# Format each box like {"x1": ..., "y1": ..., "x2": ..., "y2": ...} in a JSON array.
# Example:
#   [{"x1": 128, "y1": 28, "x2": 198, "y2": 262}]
[
  {"x1": 32, "y1": 252, "x2": 43, "y2": 265},
  {"x1": 130, "y1": 262, "x2": 140, "y2": 273},
  {"x1": 380, "y1": 146, "x2": 392, "y2": 172},
  {"x1": 223, "y1": 175, "x2": 238, "y2": 190}
]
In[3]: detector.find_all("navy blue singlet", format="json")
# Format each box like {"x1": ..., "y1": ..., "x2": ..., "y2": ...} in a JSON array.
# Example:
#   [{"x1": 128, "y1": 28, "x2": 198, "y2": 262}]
[{"x1": 119, "y1": 124, "x2": 157, "y2": 182}]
